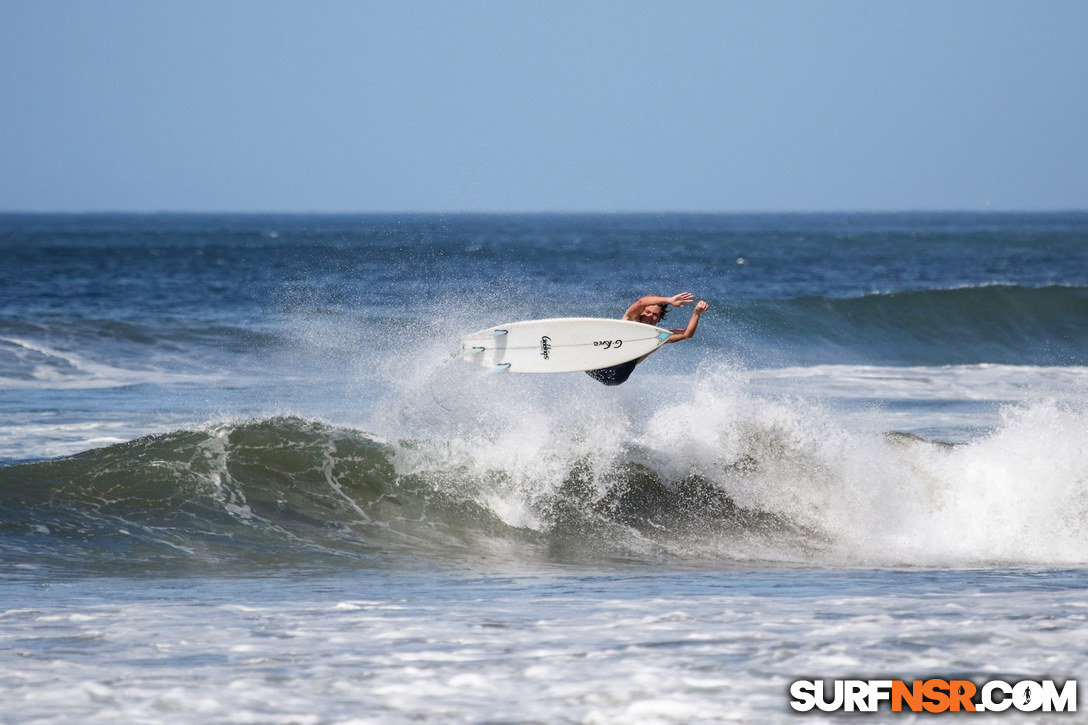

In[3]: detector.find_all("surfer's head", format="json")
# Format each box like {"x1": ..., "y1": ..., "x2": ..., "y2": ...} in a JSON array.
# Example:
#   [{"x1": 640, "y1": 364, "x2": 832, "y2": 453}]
[{"x1": 638, "y1": 304, "x2": 667, "y2": 325}]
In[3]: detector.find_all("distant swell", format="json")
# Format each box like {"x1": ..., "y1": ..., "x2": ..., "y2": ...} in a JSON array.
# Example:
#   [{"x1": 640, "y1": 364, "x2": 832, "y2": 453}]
[{"x1": 735, "y1": 285, "x2": 1088, "y2": 366}]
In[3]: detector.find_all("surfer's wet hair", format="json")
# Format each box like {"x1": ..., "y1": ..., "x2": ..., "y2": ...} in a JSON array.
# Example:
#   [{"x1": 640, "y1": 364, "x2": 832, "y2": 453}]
[{"x1": 652, "y1": 303, "x2": 668, "y2": 321}]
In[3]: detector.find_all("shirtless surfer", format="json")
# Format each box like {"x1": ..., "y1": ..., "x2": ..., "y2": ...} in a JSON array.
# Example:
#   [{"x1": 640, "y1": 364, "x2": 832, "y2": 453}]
[{"x1": 586, "y1": 292, "x2": 709, "y2": 385}]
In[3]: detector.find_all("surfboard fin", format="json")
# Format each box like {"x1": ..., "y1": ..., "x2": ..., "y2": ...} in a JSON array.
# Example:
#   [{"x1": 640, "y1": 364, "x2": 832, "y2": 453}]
[
  {"x1": 487, "y1": 329, "x2": 508, "y2": 337},
  {"x1": 490, "y1": 363, "x2": 511, "y2": 373},
  {"x1": 464, "y1": 346, "x2": 485, "y2": 355}
]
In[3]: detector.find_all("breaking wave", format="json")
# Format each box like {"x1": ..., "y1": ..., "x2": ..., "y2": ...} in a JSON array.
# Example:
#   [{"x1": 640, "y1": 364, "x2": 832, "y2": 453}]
[{"x1": 4, "y1": 372, "x2": 1087, "y2": 575}]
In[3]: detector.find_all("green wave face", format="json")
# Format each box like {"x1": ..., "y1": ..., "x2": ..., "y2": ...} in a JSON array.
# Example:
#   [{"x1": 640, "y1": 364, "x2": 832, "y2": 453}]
[{"x1": 0, "y1": 417, "x2": 821, "y2": 575}]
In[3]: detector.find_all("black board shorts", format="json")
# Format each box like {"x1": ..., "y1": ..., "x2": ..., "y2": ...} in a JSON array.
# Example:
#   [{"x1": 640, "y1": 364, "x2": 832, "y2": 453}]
[{"x1": 585, "y1": 358, "x2": 639, "y2": 386}]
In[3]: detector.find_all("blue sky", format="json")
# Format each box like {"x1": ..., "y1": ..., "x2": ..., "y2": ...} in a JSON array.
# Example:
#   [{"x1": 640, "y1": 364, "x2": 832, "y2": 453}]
[{"x1": 2, "y1": 1, "x2": 1085, "y2": 213}]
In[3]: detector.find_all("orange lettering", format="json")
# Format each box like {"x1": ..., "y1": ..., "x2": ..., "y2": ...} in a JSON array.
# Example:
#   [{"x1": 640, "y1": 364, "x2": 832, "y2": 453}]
[
  {"x1": 949, "y1": 680, "x2": 977, "y2": 712},
  {"x1": 892, "y1": 680, "x2": 924, "y2": 712},
  {"x1": 922, "y1": 679, "x2": 951, "y2": 713}
]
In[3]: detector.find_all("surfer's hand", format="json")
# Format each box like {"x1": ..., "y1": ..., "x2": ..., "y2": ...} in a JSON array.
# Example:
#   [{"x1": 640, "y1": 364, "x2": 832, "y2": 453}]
[
  {"x1": 694, "y1": 300, "x2": 708, "y2": 314},
  {"x1": 669, "y1": 292, "x2": 694, "y2": 307}
]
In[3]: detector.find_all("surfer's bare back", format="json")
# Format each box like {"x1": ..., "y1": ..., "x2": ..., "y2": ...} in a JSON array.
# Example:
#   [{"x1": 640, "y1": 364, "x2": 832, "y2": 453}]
[{"x1": 586, "y1": 292, "x2": 708, "y2": 386}]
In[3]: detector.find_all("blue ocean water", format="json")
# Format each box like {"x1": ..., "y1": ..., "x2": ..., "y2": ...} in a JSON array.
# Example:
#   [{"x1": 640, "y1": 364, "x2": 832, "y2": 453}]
[{"x1": 2, "y1": 213, "x2": 1087, "y2": 722}]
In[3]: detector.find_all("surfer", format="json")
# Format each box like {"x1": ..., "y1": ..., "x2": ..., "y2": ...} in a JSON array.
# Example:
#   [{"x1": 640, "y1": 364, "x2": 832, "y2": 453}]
[{"x1": 586, "y1": 292, "x2": 709, "y2": 385}]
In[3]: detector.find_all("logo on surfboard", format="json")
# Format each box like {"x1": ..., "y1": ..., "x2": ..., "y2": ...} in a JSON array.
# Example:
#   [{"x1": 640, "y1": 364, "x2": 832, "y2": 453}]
[{"x1": 539, "y1": 336, "x2": 552, "y2": 359}]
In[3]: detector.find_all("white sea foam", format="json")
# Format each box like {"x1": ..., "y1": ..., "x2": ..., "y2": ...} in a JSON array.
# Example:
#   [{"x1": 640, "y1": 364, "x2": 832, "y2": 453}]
[
  {"x1": 2, "y1": 571, "x2": 1085, "y2": 724},
  {"x1": 382, "y1": 359, "x2": 1088, "y2": 568},
  {"x1": 0, "y1": 336, "x2": 220, "y2": 390},
  {"x1": 748, "y1": 363, "x2": 1088, "y2": 404}
]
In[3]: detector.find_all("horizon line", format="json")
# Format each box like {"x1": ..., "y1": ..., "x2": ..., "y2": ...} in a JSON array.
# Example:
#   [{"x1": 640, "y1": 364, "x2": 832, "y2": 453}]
[{"x1": 2, "y1": 208, "x2": 1086, "y2": 217}]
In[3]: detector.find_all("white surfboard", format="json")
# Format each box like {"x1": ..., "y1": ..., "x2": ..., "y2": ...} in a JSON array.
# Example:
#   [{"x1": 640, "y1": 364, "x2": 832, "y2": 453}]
[{"x1": 460, "y1": 317, "x2": 672, "y2": 374}]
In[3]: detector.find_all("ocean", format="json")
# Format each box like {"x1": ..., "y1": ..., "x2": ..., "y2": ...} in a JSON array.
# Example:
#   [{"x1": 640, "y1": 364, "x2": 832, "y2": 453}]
[{"x1": 1, "y1": 212, "x2": 1086, "y2": 723}]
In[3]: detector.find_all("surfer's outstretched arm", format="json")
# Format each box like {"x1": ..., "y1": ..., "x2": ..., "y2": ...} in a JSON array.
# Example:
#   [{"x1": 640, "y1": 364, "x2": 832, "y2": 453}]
[{"x1": 665, "y1": 300, "x2": 708, "y2": 343}]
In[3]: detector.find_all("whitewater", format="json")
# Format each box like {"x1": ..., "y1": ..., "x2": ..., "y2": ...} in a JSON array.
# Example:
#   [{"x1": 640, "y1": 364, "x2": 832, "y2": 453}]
[{"x1": 1, "y1": 212, "x2": 1086, "y2": 722}]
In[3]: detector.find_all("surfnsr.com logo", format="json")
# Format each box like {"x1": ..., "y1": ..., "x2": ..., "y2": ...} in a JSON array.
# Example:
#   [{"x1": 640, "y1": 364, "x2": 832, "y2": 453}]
[{"x1": 789, "y1": 678, "x2": 1077, "y2": 713}]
